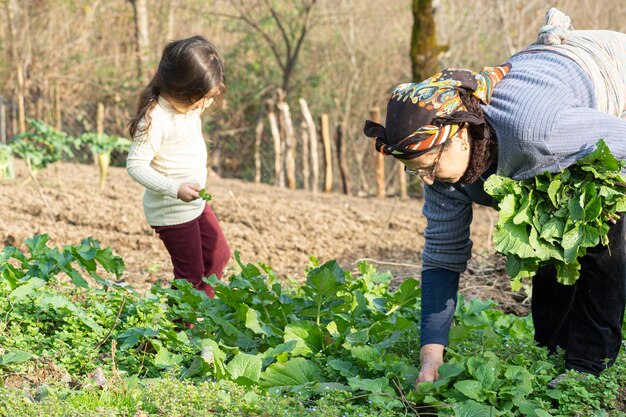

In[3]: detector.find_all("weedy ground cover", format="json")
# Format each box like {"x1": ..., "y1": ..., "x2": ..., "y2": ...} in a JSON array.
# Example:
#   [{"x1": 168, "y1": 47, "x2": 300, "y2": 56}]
[{"x1": 1, "y1": 235, "x2": 625, "y2": 416}]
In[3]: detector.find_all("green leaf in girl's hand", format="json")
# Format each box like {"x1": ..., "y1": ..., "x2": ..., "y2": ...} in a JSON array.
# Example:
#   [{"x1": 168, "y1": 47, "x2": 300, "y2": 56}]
[{"x1": 199, "y1": 189, "x2": 212, "y2": 201}]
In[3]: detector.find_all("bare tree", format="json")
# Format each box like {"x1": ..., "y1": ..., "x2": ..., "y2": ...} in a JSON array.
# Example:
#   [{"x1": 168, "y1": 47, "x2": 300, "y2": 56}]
[
  {"x1": 225, "y1": 0, "x2": 318, "y2": 95},
  {"x1": 411, "y1": 0, "x2": 446, "y2": 82},
  {"x1": 128, "y1": 0, "x2": 150, "y2": 82}
]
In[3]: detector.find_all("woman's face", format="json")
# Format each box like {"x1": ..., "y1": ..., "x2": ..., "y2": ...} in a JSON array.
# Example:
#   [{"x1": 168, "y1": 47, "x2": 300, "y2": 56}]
[{"x1": 402, "y1": 127, "x2": 471, "y2": 186}]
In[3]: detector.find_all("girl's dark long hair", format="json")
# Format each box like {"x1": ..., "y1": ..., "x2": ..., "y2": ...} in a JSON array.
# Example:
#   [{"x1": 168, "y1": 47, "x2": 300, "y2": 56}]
[
  {"x1": 457, "y1": 94, "x2": 498, "y2": 184},
  {"x1": 129, "y1": 35, "x2": 226, "y2": 139}
]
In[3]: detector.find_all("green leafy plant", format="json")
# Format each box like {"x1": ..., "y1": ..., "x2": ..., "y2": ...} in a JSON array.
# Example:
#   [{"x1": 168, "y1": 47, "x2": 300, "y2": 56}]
[
  {"x1": 78, "y1": 132, "x2": 131, "y2": 189},
  {"x1": 11, "y1": 119, "x2": 74, "y2": 179},
  {"x1": 0, "y1": 144, "x2": 14, "y2": 180},
  {"x1": 484, "y1": 139, "x2": 626, "y2": 289},
  {"x1": 199, "y1": 188, "x2": 212, "y2": 201},
  {"x1": 2, "y1": 235, "x2": 626, "y2": 415}
]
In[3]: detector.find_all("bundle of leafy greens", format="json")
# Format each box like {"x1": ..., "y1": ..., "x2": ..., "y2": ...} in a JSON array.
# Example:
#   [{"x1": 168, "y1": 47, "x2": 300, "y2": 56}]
[{"x1": 484, "y1": 139, "x2": 626, "y2": 290}]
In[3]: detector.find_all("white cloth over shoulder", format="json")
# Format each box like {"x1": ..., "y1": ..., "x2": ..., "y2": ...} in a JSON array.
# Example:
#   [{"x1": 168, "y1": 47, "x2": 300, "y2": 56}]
[{"x1": 528, "y1": 7, "x2": 626, "y2": 118}]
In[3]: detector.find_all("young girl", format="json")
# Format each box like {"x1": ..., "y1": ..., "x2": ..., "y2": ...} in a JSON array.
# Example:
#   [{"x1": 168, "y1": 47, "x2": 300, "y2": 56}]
[{"x1": 127, "y1": 35, "x2": 231, "y2": 298}]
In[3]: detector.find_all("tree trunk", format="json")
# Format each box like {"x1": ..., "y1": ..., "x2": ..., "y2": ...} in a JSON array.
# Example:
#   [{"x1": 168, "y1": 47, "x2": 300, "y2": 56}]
[
  {"x1": 411, "y1": 0, "x2": 444, "y2": 82},
  {"x1": 335, "y1": 124, "x2": 351, "y2": 195},
  {"x1": 299, "y1": 98, "x2": 318, "y2": 192},
  {"x1": 266, "y1": 100, "x2": 283, "y2": 187},
  {"x1": 369, "y1": 107, "x2": 385, "y2": 198},
  {"x1": 320, "y1": 113, "x2": 333, "y2": 193},
  {"x1": 166, "y1": 0, "x2": 177, "y2": 41},
  {"x1": 128, "y1": 0, "x2": 150, "y2": 82},
  {"x1": 5, "y1": 0, "x2": 18, "y2": 65},
  {"x1": 16, "y1": 66, "x2": 25, "y2": 134},
  {"x1": 300, "y1": 121, "x2": 310, "y2": 191}
]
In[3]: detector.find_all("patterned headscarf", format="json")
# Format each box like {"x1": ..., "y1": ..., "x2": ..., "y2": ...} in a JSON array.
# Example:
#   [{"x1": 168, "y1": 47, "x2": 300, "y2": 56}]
[{"x1": 363, "y1": 64, "x2": 511, "y2": 160}]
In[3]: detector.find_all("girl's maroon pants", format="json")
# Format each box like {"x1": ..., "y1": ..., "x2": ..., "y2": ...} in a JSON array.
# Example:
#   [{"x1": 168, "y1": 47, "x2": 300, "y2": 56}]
[{"x1": 153, "y1": 204, "x2": 231, "y2": 297}]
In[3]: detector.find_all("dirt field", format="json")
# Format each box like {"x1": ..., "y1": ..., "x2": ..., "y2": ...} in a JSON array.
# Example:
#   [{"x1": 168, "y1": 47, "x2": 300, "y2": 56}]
[{"x1": 0, "y1": 161, "x2": 528, "y2": 315}]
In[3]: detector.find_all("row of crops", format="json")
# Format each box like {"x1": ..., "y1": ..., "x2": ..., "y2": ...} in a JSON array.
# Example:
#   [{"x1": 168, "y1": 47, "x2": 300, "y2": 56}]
[
  {"x1": 1, "y1": 235, "x2": 626, "y2": 416},
  {"x1": 0, "y1": 119, "x2": 130, "y2": 189}
]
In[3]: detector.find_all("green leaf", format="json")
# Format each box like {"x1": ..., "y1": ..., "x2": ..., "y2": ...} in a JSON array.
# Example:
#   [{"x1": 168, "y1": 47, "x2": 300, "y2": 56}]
[
  {"x1": 244, "y1": 306, "x2": 264, "y2": 334},
  {"x1": 561, "y1": 226, "x2": 584, "y2": 264},
  {"x1": 0, "y1": 351, "x2": 34, "y2": 366},
  {"x1": 154, "y1": 346, "x2": 184, "y2": 369},
  {"x1": 328, "y1": 359, "x2": 358, "y2": 378},
  {"x1": 434, "y1": 360, "x2": 465, "y2": 388},
  {"x1": 63, "y1": 267, "x2": 89, "y2": 288},
  {"x1": 260, "y1": 358, "x2": 321, "y2": 389},
  {"x1": 226, "y1": 353, "x2": 262, "y2": 383},
  {"x1": 556, "y1": 260, "x2": 581, "y2": 285},
  {"x1": 38, "y1": 294, "x2": 103, "y2": 332},
  {"x1": 199, "y1": 189, "x2": 212, "y2": 201},
  {"x1": 347, "y1": 376, "x2": 391, "y2": 394},
  {"x1": 539, "y1": 218, "x2": 564, "y2": 244},
  {"x1": 493, "y1": 221, "x2": 536, "y2": 260},
  {"x1": 302, "y1": 261, "x2": 346, "y2": 323},
  {"x1": 502, "y1": 365, "x2": 533, "y2": 397},
  {"x1": 469, "y1": 363, "x2": 497, "y2": 390},
  {"x1": 24, "y1": 234, "x2": 51, "y2": 257},
  {"x1": 548, "y1": 179, "x2": 561, "y2": 207},
  {"x1": 284, "y1": 322, "x2": 323, "y2": 356},
  {"x1": 568, "y1": 196, "x2": 584, "y2": 221},
  {"x1": 513, "y1": 192, "x2": 533, "y2": 225},
  {"x1": 262, "y1": 341, "x2": 297, "y2": 363},
  {"x1": 9, "y1": 278, "x2": 46, "y2": 302},
  {"x1": 584, "y1": 196, "x2": 602, "y2": 221},
  {"x1": 387, "y1": 278, "x2": 420, "y2": 313},
  {"x1": 454, "y1": 380, "x2": 485, "y2": 401},
  {"x1": 484, "y1": 175, "x2": 516, "y2": 198},
  {"x1": 577, "y1": 139, "x2": 618, "y2": 171},
  {"x1": 454, "y1": 400, "x2": 496, "y2": 417},
  {"x1": 350, "y1": 345, "x2": 381, "y2": 364}
]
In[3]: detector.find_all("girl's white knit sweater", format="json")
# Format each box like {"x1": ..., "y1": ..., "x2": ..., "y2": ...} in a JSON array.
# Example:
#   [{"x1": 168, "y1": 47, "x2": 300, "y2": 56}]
[{"x1": 126, "y1": 96, "x2": 207, "y2": 226}]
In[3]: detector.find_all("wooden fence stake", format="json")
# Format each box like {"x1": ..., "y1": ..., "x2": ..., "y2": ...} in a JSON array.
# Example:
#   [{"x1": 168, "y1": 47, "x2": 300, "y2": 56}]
[
  {"x1": 320, "y1": 113, "x2": 333, "y2": 193},
  {"x1": 0, "y1": 98, "x2": 6, "y2": 145},
  {"x1": 398, "y1": 163, "x2": 408, "y2": 199},
  {"x1": 335, "y1": 124, "x2": 351, "y2": 195},
  {"x1": 299, "y1": 98, "x2": 318, "y2": 193},
  {"x1": 369, "y1": 107, "x2": 385, "y2": 198},
  {"x1": 95, "y1": 102, "x2": 105, "y2": 166},
  {"x1": 254, "y1": 107, "x2": 264, "y2": 184},
  {"x1": 266, "y1": 99, "x2": 283, "y2": 187},
  {"x1": 16, "y1": 66, "x2": 26, "y2": 134},
  {"x1": 300, "y1": 121, "x2": 310, "y2": 191},
  {"x1": 277, "y1": 92, "x2": 296, "y2": 190}
]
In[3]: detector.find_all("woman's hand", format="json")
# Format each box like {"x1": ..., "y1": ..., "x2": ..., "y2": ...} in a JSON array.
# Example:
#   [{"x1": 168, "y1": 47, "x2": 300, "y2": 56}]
[
  {"x1": 417, "y1": 344, "x2": 445, "y2": 383},
  {"x1": 177, "y1": 182, "x2": 201, "y2": 202}
]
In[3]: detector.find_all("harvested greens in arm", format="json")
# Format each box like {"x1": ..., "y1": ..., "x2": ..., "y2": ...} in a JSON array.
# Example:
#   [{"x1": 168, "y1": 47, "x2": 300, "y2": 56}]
[{"x1": 484, "y1": 139, "x2": 626, "y2": 290}]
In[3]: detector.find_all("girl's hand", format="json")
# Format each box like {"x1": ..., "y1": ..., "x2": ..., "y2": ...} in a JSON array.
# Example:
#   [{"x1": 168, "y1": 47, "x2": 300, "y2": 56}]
[
  {"x1": 177, "y1": 182, "x2": 201, "y2": 202},
  {"x1": 417, "y1": 344, "x2": 445, "y2": 383}
]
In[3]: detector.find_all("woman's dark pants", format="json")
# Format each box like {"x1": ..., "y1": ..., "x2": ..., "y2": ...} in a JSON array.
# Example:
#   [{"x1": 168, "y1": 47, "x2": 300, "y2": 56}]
[{"x1": 531, "y1": 215, "x2": 626, "y2": 376}]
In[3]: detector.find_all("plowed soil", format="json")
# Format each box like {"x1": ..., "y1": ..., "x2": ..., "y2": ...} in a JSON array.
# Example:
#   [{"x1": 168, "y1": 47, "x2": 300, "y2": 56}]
[{"x1": 0, "y1": 161, "x2": 527, "y2": 315}]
